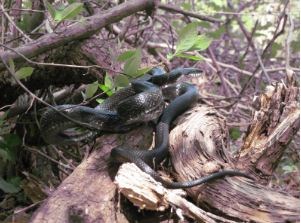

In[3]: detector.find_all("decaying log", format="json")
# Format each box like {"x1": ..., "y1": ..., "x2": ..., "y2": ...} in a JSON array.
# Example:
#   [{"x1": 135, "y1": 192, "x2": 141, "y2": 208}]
[
  {"x1": 237, "y1": 75, "x2": 300, "y2": 183},
  {"x1": 115, "y1": 75, "x2": 299, "y2": 222},
  {"x1": 30, "y1": 126, "x2": 153, "y2": 223}
]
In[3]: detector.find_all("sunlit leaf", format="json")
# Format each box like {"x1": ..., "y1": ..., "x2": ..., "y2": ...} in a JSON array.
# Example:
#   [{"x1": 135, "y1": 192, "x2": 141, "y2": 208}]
[
  {"x1": 190, "y1": 35, "x2": 212, "y2": 51},
  {"x1": 241, "y1": 14, "x2": 254, "y2": 32},
  {"x1": 175, "y1": 22, "x2": 199, "y2": 54},
  {"x1": 167, "y1": 53, "x2": 174, "y2": 60},
  {"x1": 176, "y1": 53, "x2": 204, "y2": 61},
  {"x1": 123, "y1": 49, "x2": 141, "y2": 76},
  {"x1": 117, "y1": 50, "x2": 136, "y2": 62},
  {"x1": 96, "y1": 98, "x2": 104, "y2": 104},
  {"x1": 8, "y1": 58, "x2": 15, "y2": 73},
  {"x1": 104, "y1": 73, "x2": 114, "y2": 89},
  {"x1": 44, "y1": 0, "x2": 56, "y2": 19},
  {"x1": 15, "y1": 67, "x2": 34, "y2": 80},
  {"x1": 114, "y1": 74, "x2": 129, "y2": 87},
  {"x1": 99, "y1": 84, "x2": 113, "y2": 96},
  {"x1": 54, "y1": 2, "x2": 83, "y2": 21},
  {"x1": 181, "y1": 3, "x2": 191, "y2": 10},
  {"x1": 131, "y1": 66, "x2": 153, "y2": 78}
]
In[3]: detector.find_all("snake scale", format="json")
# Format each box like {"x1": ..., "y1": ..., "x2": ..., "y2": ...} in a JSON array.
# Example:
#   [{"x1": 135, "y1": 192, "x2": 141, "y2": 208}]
[{"x1": 40, "y1": 67, "x2": 252, "y2": 188}]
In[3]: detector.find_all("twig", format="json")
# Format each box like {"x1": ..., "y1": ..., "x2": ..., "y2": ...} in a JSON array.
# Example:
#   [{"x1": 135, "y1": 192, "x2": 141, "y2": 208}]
[
  {"x1": 0, "y1": 55, "x2": 105, "y2": 131},
  {"x1": 261, "y1": 1, "x2": 289, "y2": 59},
  {"x1": 227, "y1": 0, "x2": 271, "y2": 84},
  {"x1": 240, "y1": 20, "x2": 259, "y2": 62},
  {"x1": 25, "y1": 146, "x2": 74, "y2": 170},
  {"x1": 0, "y1": 0, "x2": 156, "y2": 66},
  {"x1": 0, "y1": 4, "x2": 32, "y2": 42},
  {"x1": 14, "y1": 200, "x2": 44, "y2": 214},
  {"x1": 157, "y1": 3, "x2": 222, "y2": 23},
  {"x1": 118, "y1": 15, "x2": 134, "y2": 41},
  {"x1": 207, "y1": 47, "x2": 231, "y2": 97},
  {"x1": 285, "y1": 5, "x2": 294, "y2": 70},
  {"x1": 0, "y1": 43, "x2": 125, "y2": 75}
]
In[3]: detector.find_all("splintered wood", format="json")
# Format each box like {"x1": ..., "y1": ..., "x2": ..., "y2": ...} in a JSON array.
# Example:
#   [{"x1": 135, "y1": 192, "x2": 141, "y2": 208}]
[{"x1": 115, "y1": 74, "x2": 299, "y2": 223}]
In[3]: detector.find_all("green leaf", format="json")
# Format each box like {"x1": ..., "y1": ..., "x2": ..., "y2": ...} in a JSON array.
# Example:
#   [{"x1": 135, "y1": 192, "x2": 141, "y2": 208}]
[
  {"x1": 44, "y1": 0, "x2": 56, "y2": 19},
  {"x1": 176, "y1": 53, "x2": 204, "y2": 61},
  {"x1": 132, "y1": 67, "x2": 153, "y2": 78},
  {"x1": 181, "y1": 3, "x2": 192, "y2": 10},
  {"x1": 15, "y1": 67, "x2": 34, "y2": 80},
  {"x1": 117, "y1": 50, "x2": 136, "y2": 62},
  {"x1": 175, "y1": 22, "x2": 199, "y2": 54},
  {"x1": 99, "y1": 84, "x2": 113, "y2": 96},
  {"x1": 190, "y1": 35, "x2": 212, "y2": 51},
  {"x1": 229, "y1": 128, "x2": 241, "y2": 141},
  {"x1": 85, "y1": 81, "x2": 98, "y2": 99},
  {"x1": 209, "y1": 26, "x2": 225, "y2": 39},
  {"x1": 241, "y1": 14, "x2": 254, "y2": 32},
  {"x1": 54, "y1": 2, "x2": 83, "y2": 21},
  {"x1": 167, "y1": 53, "x2": 174, "y2": 60},
  {"x1": 212, "y1": 0, "x2": 226, "y2": 8},
  {"x1": 269, "y1": 42, "x2": 282, "y2": 58},
  {"x1": 282, "y1": 165, "x2": 297, "y2": 174},
  {"x1": 96, "y1": 98, "x2": 104, "y2": 104},
  {"x1": 0, "y1": 150, "x2": 9, "y2": 162},
  {"x1": 123, "y1": 49, "x2": 141, "y2": 76},
  {"x1": 8, "y1": 58, "x2": 15, "y2": 73},
  {"x1": 0, "y1": 134, "x2": 21, "y2": 162},
  {"x1": 0, "y1": 177, "x2": 20, "y2": 193},
  {"x1": 114, "y1": 74, "x2": 129, "y2": 87},
  {"x1": 104, "y1": 74, "x2": 114, "y2": 89}
]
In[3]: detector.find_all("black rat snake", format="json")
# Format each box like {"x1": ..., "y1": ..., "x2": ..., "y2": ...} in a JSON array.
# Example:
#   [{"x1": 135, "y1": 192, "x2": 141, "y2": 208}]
[{"x1": 40, "y1": 67, "x2": 252, "y2": 188}]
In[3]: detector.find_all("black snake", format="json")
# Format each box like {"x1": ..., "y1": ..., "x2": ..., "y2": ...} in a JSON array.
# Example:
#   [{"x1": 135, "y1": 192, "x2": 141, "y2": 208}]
[{"x1": 40, "y1": 67, "x2": 252, "y2": 188}]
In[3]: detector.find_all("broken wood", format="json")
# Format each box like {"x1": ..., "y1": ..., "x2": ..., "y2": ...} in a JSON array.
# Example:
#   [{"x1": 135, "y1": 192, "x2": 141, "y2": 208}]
[{"x1": 115, "y1": 75, "x2": 299, "y2": 222}]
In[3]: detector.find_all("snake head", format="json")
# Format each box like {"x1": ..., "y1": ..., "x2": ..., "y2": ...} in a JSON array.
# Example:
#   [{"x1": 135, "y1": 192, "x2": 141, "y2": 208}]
[{"x1": 150, "y1": 67, "x2": 203, "y2": 85}]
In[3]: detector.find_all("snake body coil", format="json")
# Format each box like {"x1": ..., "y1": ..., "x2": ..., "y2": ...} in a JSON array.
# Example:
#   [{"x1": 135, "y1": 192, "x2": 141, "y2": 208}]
[{"x1": 40, "y1": 67, "x2": 252, "y2": 188}]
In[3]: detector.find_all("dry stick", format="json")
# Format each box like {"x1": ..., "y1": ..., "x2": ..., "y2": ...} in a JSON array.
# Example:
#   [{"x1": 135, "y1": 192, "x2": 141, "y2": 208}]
[
  {"x1": 0, "y1": 4, "x2": 32, "y2": 42},
  {"x1": 0, "y1": 0, "x2": 155, "y2": 67},
  {"x1": 157, "y1": 3, "x2": 222, "y2": 23},
  {"x1": 0, "y1": 43, "x2": 129, "y2": 77}
]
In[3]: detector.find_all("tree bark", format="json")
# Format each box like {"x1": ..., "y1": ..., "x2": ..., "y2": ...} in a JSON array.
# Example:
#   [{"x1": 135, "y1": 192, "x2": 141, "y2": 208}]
[{"x1": 30, "y1": 126, "x2": 153, "y2": 223}]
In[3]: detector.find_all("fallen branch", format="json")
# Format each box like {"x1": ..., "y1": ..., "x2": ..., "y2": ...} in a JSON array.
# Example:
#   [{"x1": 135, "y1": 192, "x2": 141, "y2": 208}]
[{"x1": 0, "y1": 0, "x2": 155, "y2": 68}]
